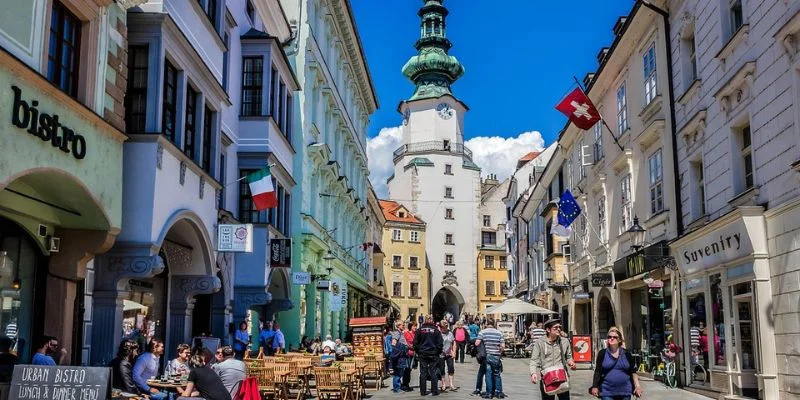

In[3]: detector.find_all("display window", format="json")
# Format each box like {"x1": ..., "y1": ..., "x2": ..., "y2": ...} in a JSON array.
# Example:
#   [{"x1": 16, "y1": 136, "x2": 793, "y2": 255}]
[{"x1": 709, "y1": 273, "x2": 726, "y2": 367}]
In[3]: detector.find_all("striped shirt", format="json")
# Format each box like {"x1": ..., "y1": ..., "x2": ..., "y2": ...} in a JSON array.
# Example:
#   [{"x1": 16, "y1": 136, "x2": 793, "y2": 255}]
[
  {"x1": 478, "y1": 328, "x2": 504, "y2": 356},
  {"x1": 690, "y1": 327, "x2": 701, "y2": 348},
  {"x1": 530, "y1": 327, "x2": 546, "y2": 342}
]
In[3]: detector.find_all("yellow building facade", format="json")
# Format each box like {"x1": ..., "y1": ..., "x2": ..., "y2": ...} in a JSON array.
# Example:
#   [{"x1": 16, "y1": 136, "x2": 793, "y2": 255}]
[
  {"x1": 379, "y1": 200, "x2": 430, "y2": 321},
  {"x1": 477, "y1": 248, "x2": 509, "y2": 312}
]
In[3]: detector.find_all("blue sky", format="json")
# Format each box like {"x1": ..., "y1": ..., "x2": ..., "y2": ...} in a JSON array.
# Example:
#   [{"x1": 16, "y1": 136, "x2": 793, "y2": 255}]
[{"x1": 352, "y1": 1, "x2": 636, "y2": 196}]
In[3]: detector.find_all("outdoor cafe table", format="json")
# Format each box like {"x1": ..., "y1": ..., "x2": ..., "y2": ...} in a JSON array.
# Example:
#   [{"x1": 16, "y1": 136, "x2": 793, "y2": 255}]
[{"x1": 147, "y1": 379, "x2": 187, "y2": 394}]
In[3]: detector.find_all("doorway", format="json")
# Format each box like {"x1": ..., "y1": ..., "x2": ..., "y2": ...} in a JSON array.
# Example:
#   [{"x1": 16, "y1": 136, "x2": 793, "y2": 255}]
[{"x1": 731, "y1": 281, "x2": 758, "y2": 398}]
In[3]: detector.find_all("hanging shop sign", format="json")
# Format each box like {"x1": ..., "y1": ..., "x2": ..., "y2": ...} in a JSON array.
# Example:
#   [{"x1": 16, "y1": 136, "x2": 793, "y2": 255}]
[
  {"x1": 571, "y1": 335, "x2": 592, "y2": 363},
  {"x1": 9, "y1": 365, "x2": 111, "y2": 400},
  {"x1": 572, "y1": 292, "x2": 591, "y2": 299},
  {"x1": 292, "y1": 271, "x2": 311, "y2": 285},
  {"x1": 10, "y1": 86, "x2": 87, "y2": 159},
  {"x1": 270, "y1": 238, "x2": 291, "y2": 268},
  {"x1": 591, "y1": 273, "x2": 613, "y2": 287},
  {"x1": 612, "y1": 241, "x2": 670, "y2": 281},
  {"x1": 218, "y1": 224, "x2": 253, "y2": 252}
]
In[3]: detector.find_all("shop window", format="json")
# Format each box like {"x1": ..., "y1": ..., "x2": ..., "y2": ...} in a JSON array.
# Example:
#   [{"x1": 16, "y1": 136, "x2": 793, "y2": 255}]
[
  {"x1": 125, "y1": 45, "x2": 149, "y2": 134},
  {"x1": 47, "y1": 1, "x2": 81, "y2": 98},
  {"x1": 709, "y1": 273, "x2": 726, "y2": 366},
  {"x1": 687, "y1": 293, "x2": 708, "y2": 367},
  {"x1": 241, "y1": 56, "x2": 263, "y2": 116},
  {"x1": 162, "y1": 60, "x2": 178, "y2": 143}
]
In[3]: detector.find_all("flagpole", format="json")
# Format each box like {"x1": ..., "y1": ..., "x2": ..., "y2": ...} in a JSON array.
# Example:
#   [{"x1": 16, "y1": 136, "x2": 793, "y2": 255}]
[
  {"x1": 221, "y1": 162, "x2": 276, "y2": 189},
  {"x1": 572, "y1": 76, "x2": 625, "y2": 152}
]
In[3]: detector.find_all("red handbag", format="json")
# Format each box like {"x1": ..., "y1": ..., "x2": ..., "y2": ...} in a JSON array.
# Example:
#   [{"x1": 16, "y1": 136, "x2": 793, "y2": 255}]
[{"x1": 542, "y1": 366, "x2": 570, "y2": 394}]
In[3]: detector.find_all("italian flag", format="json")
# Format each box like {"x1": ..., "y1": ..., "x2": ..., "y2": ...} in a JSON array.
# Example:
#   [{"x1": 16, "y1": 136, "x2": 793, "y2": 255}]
[{"x1": 247, "y1": 167, "x2": 278, "y2": 210}]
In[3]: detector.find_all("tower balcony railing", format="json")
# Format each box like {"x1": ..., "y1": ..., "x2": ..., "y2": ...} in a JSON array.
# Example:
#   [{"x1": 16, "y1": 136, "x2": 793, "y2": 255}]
[{"x1": 393, "y1": 140, "x2": 473, "y2": 162}]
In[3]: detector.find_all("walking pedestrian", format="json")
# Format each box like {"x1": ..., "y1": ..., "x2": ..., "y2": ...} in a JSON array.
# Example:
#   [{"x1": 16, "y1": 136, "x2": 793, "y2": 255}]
[
  {"x1": 476, "y1": 320, "x2": 505, "y2": 399},
  {"x1": 454, "y1": 321, "x2": 468, "y2": 363},
  {"x1": 589, "y1": 327, "x2": 643, "y2": 400},
  {"x1": 530, "y1": 322, "x2": 546, "y2": 342},
  {"x1": 259, "y1": 322, "x2": 276, "y2": 357},
  {"x1": 529, "y1": 319, "x2": 575, "y2": 400},
  {"x1": 438, "y1": 320, "x2": 457, "y2": 391},
  {"x1": 233, "y1": 322, "x2": 249, "y2": 359},
  {"x1": 413, "y1": 315, "x2": 443, "y2": 396}
]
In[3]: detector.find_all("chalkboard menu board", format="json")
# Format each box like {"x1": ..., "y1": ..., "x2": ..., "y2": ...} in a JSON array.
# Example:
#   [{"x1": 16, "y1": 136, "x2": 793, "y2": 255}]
[{"x1": 9, "y1": 365, "x2": 111, "y2": 400}]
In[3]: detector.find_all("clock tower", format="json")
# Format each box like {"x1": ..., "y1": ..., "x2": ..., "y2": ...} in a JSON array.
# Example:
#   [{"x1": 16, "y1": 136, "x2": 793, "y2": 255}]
[{"x1": 388, "y1": 0, "x2": 481, "y2": 318}]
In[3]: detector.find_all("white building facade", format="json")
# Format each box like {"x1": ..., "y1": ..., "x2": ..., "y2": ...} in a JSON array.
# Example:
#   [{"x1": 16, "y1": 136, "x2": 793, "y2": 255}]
[
  {"x1": 387, "y1": 0, "x2": 481, "y2": 317},
  {"x1": 668, "y1": 1, "x2": 800, "y2": 398}
]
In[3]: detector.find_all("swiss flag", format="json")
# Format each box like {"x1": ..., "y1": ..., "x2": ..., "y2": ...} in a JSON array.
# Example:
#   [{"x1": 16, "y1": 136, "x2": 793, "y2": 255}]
[{"x1": 555, "y1": 88, "x2": 601, "y2": 130}]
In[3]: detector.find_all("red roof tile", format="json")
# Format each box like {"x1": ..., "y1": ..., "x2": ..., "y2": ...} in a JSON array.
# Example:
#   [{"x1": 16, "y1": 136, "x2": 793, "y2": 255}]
[{"x1": 379, "y1": 200, "x2": 424, "y2": 224}]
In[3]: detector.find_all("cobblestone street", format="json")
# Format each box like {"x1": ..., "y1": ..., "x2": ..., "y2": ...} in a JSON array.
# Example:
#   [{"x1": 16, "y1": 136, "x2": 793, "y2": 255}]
[{"x1": 371, "y1": 356, "x2": 713, "y2": 400}]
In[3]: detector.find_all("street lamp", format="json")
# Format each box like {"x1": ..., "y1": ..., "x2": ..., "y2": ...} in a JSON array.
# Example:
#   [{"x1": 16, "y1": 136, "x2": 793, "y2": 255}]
[
  {"x1": 627, "y1": 216, "x2": 646, "y2": 252},
  {"x1": 544, "y1": 263, "x2": 554, "y2": 286}
]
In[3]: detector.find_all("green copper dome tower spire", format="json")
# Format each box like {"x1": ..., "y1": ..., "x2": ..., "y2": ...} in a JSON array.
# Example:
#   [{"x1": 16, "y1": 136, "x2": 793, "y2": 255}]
[{"x1": 401, "y1": 0, "x2": 465, "y2": 101}]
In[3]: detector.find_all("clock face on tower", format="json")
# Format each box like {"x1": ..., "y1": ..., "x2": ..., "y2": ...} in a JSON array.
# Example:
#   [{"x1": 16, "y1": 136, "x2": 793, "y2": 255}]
[{"x1": 436, "y1": 102, "x2": 454, "y2": 120}]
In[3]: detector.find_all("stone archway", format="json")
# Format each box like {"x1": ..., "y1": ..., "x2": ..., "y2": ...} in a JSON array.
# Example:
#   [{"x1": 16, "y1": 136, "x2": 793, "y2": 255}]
[
  {"x1": 266, "y1": 268, "x2": 293, "y2": 322},
  {"x1": 432, "y1": 286, "x2": 464, "y2": 322},
  {"x1": 597, "y1": 288, "x2": 616, "y2": 338}
]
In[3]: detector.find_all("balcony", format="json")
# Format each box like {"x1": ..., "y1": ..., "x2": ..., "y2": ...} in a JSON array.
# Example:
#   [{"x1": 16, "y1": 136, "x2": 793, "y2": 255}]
[{"x1": 393, "y1": 140, "x2": 473, "y2": 162}]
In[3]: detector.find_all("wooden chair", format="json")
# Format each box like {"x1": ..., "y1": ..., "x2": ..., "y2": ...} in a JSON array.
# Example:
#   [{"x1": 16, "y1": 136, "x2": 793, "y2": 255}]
[
  {"x1": 362, "y1": 358, "x2": 384, "y2": 390},
  {"x1": 314, "y1": 367, "x2": 349, "y2": 400},
  {"x1": 338, "y1": 362, "x2": 363, "y2": 400},
  {"x1": 250, "y1": 367, "x2": 278, "y2": 398},
  {"x1": 290, "y1": 359, "x2": 313, "y2": 400}
]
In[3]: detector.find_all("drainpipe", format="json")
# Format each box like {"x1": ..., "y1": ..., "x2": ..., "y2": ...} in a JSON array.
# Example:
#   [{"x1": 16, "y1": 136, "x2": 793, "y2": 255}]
[{"x1": 640, "y1": 0, "x2": 683, "y2": 237}]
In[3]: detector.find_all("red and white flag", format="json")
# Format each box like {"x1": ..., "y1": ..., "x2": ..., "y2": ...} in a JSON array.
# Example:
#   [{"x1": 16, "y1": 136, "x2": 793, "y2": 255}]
[{"x1": 555, "y1": 87, "x2": 601, "y2": 130}]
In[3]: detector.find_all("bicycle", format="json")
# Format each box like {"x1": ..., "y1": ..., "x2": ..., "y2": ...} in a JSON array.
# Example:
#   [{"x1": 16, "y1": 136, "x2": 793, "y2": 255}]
[
  {"x1": 689, "y1": 351, "x2": 708, "y2": 384},
  {"x1": 660, "y1": 349, "x2": 678, "y2": 388}
]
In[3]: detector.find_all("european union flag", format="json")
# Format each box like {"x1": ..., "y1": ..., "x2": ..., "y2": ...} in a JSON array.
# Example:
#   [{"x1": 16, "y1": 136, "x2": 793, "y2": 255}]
[{"x1": 558, "y1": 190, "x2": 582, "y2": 228}]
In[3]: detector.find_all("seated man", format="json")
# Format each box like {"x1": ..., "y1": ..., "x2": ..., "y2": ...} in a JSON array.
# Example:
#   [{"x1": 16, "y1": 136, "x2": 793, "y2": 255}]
[
  {"x1": 109, "y1": 340, "x2": 142, "y2": 396},
  {"x1": 320, "y1": 347, "x2": 336, "y2": 366},
  {"x1": 334, "y1": 339, "x2": 351, "y2": 358},
  {"x1": 212, "y1": 346, "x2": 247, "y2": 398},
  {"x1": 180, "y1": 355, "x2": 229, "y2": 400}
]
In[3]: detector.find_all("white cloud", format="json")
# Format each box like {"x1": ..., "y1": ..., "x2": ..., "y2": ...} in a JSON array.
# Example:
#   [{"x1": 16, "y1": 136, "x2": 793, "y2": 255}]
[
  {"x1": 367, "y1": 126, "x2": 403, "y2": 198},
  {"x1": 367, "y1": 128, "x2": 546, "y2": 198},
  {"x1": 465, "y1": 131, "x2": 546, "y2": 180}
]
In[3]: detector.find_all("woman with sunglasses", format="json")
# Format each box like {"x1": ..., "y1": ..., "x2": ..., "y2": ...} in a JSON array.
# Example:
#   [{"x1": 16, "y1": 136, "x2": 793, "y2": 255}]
[{"x1": 590, "y1": 327, "x2": 643, "y2": 399}]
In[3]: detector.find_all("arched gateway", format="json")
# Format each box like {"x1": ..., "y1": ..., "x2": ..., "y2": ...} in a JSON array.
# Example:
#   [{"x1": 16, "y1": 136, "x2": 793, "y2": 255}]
[{"x1": 432, "y1": 286, "x2": 464, "y2": 322}]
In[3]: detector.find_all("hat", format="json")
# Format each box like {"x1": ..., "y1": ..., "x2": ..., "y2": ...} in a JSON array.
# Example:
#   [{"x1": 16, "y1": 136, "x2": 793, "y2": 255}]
[
  {"x1": 326, "y1": 334, "x2": 332, "y2": 340},
  {"x1": 544, "y1": 319, "x2": 562, "y2": 329}
]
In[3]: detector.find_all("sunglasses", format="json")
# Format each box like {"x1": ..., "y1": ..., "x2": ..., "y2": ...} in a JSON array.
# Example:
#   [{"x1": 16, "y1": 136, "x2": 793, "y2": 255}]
[{"x1": 607, "y1": 335, "x2": 620, "y2": 340}]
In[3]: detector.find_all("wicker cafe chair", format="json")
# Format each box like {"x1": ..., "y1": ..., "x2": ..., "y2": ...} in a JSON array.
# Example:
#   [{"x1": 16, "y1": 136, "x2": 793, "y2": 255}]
[{"x1": 314, "y1": 367, "x2": 349, "y2": 400}]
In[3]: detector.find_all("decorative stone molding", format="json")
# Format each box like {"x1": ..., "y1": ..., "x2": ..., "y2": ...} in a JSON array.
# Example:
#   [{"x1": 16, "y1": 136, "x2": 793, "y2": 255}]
[
  {"x1": 677, "y1": 79, "x2": 701, "y2": 105},
  {"x1": 774, "y1": 11, "x2": 800, "y2": 61},
  {"x1": 199, "y1": 178, "x2": 205, "y2": 199},
  {"x1": 232, "y1": 286, "x2": 272, "y2": 318},
  {"x1": 179, "y1": 161, "x2": 187, "y2": 185},
  {"x1": 215, "y1": 189, "x2": 221, "y2": 206},
  {"x1": 714, "y1": 62, "x2": 755, "y2": 118},
  {"x1": 117, "y1": 0, "x2": 148, "y2": 8},
  {"x1": 171, "y1": 275, "x2": 221, "y2": 304},
  {"x1": 716, "y1": 25, "x2": 750, "y2": 66},
  {"x1": 156, "y1": 143, "x2": 164, "y2": 169},
  {"x1": 162, "y1": 240, "x2": 192, "y2": 272},
  {"x1": 679, "y1": 10, "x2": 696, "y2": 39},
  {"x1": 95, "y1": 251, "x2": 165, "y2": 291},
  {"x1": 678, "y1": 109, "x2": 707, "y2": 148},
  {"x1": 442, "y1": 270, "x2": 458, "y2": 286}
]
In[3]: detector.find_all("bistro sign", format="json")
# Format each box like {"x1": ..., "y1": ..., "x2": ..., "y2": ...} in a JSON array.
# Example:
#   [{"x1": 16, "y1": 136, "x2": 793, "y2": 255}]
[{"x1": 10, "y1": 86, "x2": 87, "y2": 159}]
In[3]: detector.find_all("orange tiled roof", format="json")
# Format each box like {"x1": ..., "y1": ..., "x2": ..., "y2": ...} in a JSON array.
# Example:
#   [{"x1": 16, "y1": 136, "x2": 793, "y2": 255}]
[
  {"x1": 379, "y1": 200, "x2": 424, "y2": 224},
  {"x1": 520, "y1": 151, "x2": 540, "y2": 162}
]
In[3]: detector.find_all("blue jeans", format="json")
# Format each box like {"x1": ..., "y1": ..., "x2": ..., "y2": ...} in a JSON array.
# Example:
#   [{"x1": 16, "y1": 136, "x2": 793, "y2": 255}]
[
  {"x1": 485, "y1": 355, "x2": 503, "y2": 395},
  {"x1": 150, "y1": 391, "x2": 169, "y2": 400},
  {"x1": 475, "y1": 361, "x2": 486, "y2": 390},
  {"x1": 393, "y1": 368, "x2": 405, "y2": 391},
  {"x1": 601, "y1": 397, "x2": 630, "y2": 400}
]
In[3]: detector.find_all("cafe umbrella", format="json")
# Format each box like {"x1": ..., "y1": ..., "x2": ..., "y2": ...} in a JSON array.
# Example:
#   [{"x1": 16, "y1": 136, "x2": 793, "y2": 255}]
[{"x1": 483, "y1": 298, "x2": 558, "y2": 315}]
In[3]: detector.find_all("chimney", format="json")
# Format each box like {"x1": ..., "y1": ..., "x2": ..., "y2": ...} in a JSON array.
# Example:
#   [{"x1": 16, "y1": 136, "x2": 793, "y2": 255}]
[
  {"x1": 613, "y1": 16, "x2": 627, "y2": 36},
  {"x1": 597, "y1": 47, "x2": 609, "y2": 65},
  {"x1": 583, "y1": 73, "x2": 595, "y2": 88}
]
